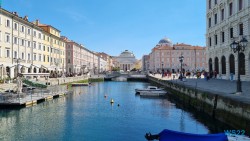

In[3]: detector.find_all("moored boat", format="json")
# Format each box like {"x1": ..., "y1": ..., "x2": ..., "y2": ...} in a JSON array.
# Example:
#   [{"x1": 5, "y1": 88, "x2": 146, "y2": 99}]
[
  {"x1": 145, "y1": 129, "x2": 250, "y2": 141},
  {"x1": 71, "y1": 83, "x2": 89, "y2": 86},
  {"x1": 135, "y1": 86, "x2": 164, "y2": 94},
  {"x1": 140, "y1": 90, "x2": 167, "y2": 97}
]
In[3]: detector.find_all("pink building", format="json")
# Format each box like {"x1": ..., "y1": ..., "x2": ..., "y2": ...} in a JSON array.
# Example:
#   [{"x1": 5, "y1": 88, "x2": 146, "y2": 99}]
[{"x1": 148, "y1": 38, "x2": 207, "y2": 73}]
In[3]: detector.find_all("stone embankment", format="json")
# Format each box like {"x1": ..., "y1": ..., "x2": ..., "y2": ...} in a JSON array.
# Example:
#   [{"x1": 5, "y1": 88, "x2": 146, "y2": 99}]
[{"x1": 148, "y1": 75, "x2": 250, "y2": 133}]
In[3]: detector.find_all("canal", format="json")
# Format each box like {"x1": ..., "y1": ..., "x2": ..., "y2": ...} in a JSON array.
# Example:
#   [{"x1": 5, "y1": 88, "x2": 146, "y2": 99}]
[{"x1": 0, "y1": 81, "x2": 217, "y2": 141}]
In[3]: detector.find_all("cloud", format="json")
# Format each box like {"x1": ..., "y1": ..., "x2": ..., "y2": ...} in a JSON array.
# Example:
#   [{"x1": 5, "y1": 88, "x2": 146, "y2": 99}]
[{"x1": 57, "y1": 8, "x2": 93, "y2": 24}]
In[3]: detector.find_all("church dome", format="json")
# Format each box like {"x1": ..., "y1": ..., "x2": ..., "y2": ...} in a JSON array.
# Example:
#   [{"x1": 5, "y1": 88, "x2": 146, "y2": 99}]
[
  {"x1": 158, "y1": 38, "x2": 173, "y2": 46},
  {"x1": 120, "y1": 50, "x2": 135, "y2": 57}
]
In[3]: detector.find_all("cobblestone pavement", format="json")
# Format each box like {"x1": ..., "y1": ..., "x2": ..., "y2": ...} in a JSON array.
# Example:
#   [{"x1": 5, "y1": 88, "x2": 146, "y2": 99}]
[{"x1": 151, "y1": 74, "x2": 250, "y2": 104}]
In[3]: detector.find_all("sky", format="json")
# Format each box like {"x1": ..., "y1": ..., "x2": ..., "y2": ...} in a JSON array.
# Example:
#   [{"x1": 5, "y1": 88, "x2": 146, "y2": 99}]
[{"x1": 2, "y1": 0, "x2": 206, "y2": 59}]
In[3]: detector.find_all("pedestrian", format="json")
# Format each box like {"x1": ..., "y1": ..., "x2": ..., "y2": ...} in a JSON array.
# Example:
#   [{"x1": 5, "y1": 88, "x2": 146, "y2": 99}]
[{"x1": 214, "y1": 70, "x2": 217, "y2": 79}]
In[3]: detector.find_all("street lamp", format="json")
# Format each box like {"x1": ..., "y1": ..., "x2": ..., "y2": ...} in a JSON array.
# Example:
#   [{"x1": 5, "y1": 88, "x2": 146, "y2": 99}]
[
  {"x1": 230, "y1": 36, "x2": 248, "y2": 93},
  {"x1": 179, "y1": 55, "x2": 184, "y2": 81}
]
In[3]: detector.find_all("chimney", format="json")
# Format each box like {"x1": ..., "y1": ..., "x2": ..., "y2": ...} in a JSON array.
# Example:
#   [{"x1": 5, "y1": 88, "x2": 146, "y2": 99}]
[
  {"x1": 12, "y1": 12, "x2": 19, "y2": 16},
  {"x1": 35, "y1": 19, "x2": 39, "y2": 25},
  {"x1": 23, "y1": 16, "x2": 28, "y2": 21}
]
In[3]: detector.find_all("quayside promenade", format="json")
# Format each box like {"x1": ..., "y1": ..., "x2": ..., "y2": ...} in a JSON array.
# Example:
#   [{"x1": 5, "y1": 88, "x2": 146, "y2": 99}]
[
  {"x1": 148, "y1": 74, "x2": 250, "y2": 133},
  {"x1": 0, "y1": 75, "x2": 100, "y2": 108}
]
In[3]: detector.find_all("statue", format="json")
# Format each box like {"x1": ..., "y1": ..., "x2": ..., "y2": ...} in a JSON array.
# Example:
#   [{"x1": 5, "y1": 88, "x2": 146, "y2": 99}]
[{"x1": 16, "y1": 75, "x2": 23, "y2": 93}]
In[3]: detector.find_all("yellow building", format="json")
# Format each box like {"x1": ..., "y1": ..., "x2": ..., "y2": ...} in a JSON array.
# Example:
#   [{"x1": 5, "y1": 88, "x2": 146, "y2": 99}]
[{"x1": 34, "y1": 20, "x2": 66, "y2": 77}]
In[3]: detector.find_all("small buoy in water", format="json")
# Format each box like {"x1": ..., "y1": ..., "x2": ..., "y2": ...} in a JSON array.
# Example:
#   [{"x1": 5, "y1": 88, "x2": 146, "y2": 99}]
[
  {"x1": 104, "y1": 94, "x2": 107, "y2": 98},
  {"x1": 117, "y1": 104, "x2": 120, "y2": 107},
  {"x1": 110, "y1": 99, "x2": 114, "y2": 103}
]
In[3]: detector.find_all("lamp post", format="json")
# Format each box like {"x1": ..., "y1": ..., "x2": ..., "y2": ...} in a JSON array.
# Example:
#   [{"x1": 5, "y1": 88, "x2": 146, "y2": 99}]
[
  {"x1": 161, "y1": 61, "x2": 164, "y2": 78},
  {"x1": 230, "y1": 36, "x2": 248, "y2": 93},
  {"x1": 179, "y1": 55, "x2": 184, "y2": 81}
]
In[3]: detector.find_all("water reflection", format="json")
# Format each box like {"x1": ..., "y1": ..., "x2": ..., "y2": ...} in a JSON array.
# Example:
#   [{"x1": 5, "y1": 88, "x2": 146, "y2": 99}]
[{"x1": 0, "y1": 81, "x2": 212, "y2": 141}]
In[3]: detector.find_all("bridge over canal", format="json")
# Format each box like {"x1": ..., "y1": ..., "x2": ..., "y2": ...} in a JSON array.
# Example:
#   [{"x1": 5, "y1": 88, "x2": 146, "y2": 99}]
[{"x1": 104, "y1": 72, "x2": 147, "y2": 81}]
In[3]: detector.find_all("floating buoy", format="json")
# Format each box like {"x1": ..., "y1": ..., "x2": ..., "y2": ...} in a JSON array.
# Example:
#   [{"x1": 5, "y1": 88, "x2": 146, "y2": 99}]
[
  {"x1": 117, "y1": 104, "x2": 120, "y2": 107},
  {"x1": 104, "y1": 95, "x2": 107, "y2": 98},
  {"x1": 110, "y1": 98, "x2": 114, "y2": 103}
]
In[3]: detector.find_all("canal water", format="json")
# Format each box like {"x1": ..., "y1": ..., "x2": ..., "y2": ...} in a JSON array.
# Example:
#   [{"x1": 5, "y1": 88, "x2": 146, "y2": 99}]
[{"x1": 0, "y1": 81, "x2": 210, "y2": 141}]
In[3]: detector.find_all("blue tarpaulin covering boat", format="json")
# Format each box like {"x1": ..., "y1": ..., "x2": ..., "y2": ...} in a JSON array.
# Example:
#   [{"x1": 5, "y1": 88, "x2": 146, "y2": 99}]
[{"x1": 145, "y1": 129, "x2": 228, "y2": 141}]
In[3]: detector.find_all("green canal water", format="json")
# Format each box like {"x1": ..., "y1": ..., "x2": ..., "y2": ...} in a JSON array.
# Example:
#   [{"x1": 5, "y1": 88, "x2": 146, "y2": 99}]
[{"x1": 0, "y1": 81, "x2": 217, "y2": 141}]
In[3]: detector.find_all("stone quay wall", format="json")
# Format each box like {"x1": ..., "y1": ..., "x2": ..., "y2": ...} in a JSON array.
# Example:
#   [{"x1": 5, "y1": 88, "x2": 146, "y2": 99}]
[{"x1": 148, "y1": 76, "x2": 250, "y2": 132}]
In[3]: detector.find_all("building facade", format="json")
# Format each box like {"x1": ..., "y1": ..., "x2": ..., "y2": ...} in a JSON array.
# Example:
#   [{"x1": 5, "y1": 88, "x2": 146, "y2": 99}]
[
  {"x1": 0, "y1": 9, "x2": 49, "y2": 79},
  {"x1": 113, "y1": 50, "x2": 137, "y2": 71},
  {"x1": 206, "y1": 0, "x2": 250, "y2": 80},
  {"x1": 148, "y1": 38, "x2": 206, "y2": 73}
]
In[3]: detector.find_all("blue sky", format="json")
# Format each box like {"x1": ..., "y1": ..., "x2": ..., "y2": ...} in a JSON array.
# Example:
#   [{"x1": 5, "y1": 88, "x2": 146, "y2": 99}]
[{"x1": 2, "y1": 0, "x2": 206, "y2": 59}]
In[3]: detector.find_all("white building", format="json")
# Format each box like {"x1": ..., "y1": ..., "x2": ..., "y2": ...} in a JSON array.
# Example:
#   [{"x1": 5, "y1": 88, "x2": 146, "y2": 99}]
[
  {"x1": 114, "y1": 50, "x2": 137, "y2": 71},
  {"x1": 206, "y1": 0, "x2": 250, "y2": 81}
]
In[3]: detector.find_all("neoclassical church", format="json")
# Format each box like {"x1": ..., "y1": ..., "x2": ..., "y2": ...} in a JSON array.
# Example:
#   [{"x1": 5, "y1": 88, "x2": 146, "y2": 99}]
[{"x1": 113, "y1": 50, "x2": 137, "y2": 71}]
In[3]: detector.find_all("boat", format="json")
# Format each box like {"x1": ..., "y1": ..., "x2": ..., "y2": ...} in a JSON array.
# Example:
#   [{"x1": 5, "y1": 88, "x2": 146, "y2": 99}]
[
  {"x1": 140, "y1": 90, "x2": 167, "y2": 97},
  {"x1": 71, "y1": 83, "x2": 89, "y2": 86},
  {"x1": 145, "y1": 129, "x2": 250, "y2": 141},
  {"x1": 135, "y1": 86, "x2": 164, "y2": 94}
]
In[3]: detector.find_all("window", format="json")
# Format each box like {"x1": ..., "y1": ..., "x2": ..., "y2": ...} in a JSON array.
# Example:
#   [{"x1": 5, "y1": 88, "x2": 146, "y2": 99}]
[
  {"x1": 43, "y1": 46, "x2": 46, "y2": 51},
  {"x1": 221, "y1": 9, "x2": 224, "y2": 21},
  {"x1": 14, "y1": 23, "x2": 18, "y2": 30},
  {"x1": 209, "y1": 37, "x2": 212, "y2": 46},
  {"x1": 34, "y1": 54, "x2": 37, "y2": 61},
  {"x1": 214, "y1": 13, "x2": 217, "y2": 24},
  {"x1": 38, "y1": 33, "x2": 41, "y2": 39},
  {"x1": 28, "y1": 41, "x2": 31, "y2": 47},
  {"x1": 214, "y1": 0, "x2": 217, "y2": 4},
  {"x1": 14, "y1": 51, "x2": 17, "y2": 58},
  {"x1": 47, "y1": 46, "x2": 50, "y2": 52},
  {"x1": 215, "y1": 35, "x2": 217, "y2": 45},
  {"x1": 239, "y1": 23, "x2": 243, "y2": 35},
  {"x1": 27, "y1": 28, "x2": 31, "y2": 35},
  {"x1": 68, "y1": 59, "x2": 70, "y2": 63},
  {"x1": 33, "y1": 41, "x2": 36, "y2": 49},
  {"x1": 209, "y1": 0, "x2": 211, "y2": 9},
  {"x1": 28, "y1": 53, "x2": 30, "y2": 60},
  {"x1": 39, "y1": 54, "x2": 41, "y2": 61},
  {"x1": 5, "y1": 34, "x2": 10, "y2": 43},
  {"x1": 47, "y1": 56, "x2": 50, "y2": 62},
  {"x1": 229, "y1": 2, "x2": 233, "y2": 16},
  {"x1": 208, "y1": 18, "x2": 211, "y2": 28},
  {"x1": 230, "y1": 28, "x2": 234, "y2": 38},
  {"x1": 0, "y1": 31, "x2": 2, "y2": 41},
  {"x1": 21, "y1": 25, "x2": 24, "y2": 33},
  {"x1": 33, "y1": 31, "x2": 36, "y2": 37},
  {"x1": 39, "y1": 43, "x2": 42, "y2": 50},
  {"x1": 43, "y1": 55, "x2": 46, "y2": 62},
  {"x1": 221, "y1": 31, "x2": 225, "y2": 43},
  {"x1": 6, "y1": 19, "x2": 10, "y2": 27},
  {"x1": 21, "y1": 39, "x2": 24, "y2": 46},
  {"x1": 6, "y1": 48, "x2": 10, "y2": 58},
  {"x1": 239, "y1": 0, "x2": 243, "y2": 11},
  {"x1": 14, "y1": 37, "x2": 18, "y2": 44},
  {"x1": 22, "y1": 52, "x2": 24, "y2": 59}
]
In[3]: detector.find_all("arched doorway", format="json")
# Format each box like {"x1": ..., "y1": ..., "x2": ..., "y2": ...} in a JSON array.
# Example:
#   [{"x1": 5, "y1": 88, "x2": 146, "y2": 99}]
[
  {"x1": 214, "y1": 57, "x2": 219, "y2": 73},
  {"x1": 229, "y1": 54, "x2": 235, "y2": 74},
  {"x1": 209, "y1": 58, "x2": 213, "y2": 72},
  {"x1": 33, "y1": 68, "x2": 37, "y2": 73},
  {"x1": 221, "y1": 56, "x2": 226, "y2": 74},
  {"x1": 21, "y1": 66, "x2": 25, "y2": 73},
  {"x1": 239, "y1": 53, "x2": 245, "y2": 75},
  {"x1": 28, "y1": 67, "x2": 31, "y2": 73},
  {"x1": 6, "y1": 67, "x2": 10, "y2": 78}
]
